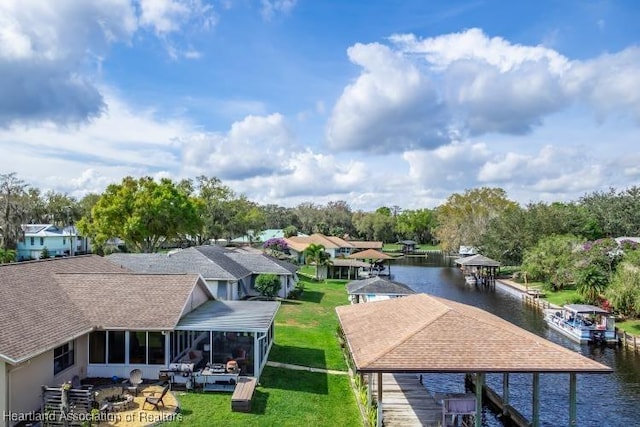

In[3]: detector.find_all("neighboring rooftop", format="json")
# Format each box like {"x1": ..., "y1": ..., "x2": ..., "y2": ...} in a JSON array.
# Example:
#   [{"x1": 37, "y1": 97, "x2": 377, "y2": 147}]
[
  {"x1": 177, "y1": 300, "x2": 280, "y2": 332},
  {"x1": 346, "y1": 277, "x2": 416, "y2": 296}
]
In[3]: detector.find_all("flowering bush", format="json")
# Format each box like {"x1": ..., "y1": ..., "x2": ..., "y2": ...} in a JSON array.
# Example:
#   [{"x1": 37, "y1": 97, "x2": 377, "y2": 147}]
[{"x1": 263, "y1": 237, "x2": 288, "y2": 255}]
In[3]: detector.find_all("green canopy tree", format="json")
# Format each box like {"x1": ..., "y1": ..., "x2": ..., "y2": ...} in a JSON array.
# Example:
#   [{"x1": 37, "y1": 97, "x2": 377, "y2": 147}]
[
  {"x1": 303, "y1": 243, "x2": 332, "y2": 280},
  {"x1": 521, "y1": 234, "x2": 582, "y2": 291},
  {"x1": 0, "y1": 172, "x2": 29, "y2": 250},
  {"x1": 77, "y1": 176, "x2": 202, "y2": 253},
  {"x1": 435, "y1": 187, "x2": 517, "y2": 253}
]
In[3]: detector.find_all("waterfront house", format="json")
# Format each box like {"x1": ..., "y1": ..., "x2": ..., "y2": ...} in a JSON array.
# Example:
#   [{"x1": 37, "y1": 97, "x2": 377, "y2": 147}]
[
  {"x1": 108, "y1": 245, "x2": 298, "y2": 300},
  {"x1": 0, "y1": 256, "x2": 279, "y2": 423},
  {"x1": 16, "y1": 224, "x2": 90, "y2": 260},
  {"x1": 346, "y1": 276, "x2": 416, "y2": 303}
]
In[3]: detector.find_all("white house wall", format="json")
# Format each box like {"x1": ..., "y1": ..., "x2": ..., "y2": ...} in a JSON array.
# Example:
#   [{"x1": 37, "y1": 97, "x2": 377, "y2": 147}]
[
  {"x1": 7, "y1": 335, "x2": 88, "y2": 418},
  {"x1": 1, "y1": 359, "x2": 7, "y2": 424}
]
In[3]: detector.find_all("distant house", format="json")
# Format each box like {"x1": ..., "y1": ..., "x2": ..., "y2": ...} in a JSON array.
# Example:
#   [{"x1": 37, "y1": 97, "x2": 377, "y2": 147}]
[
  {"x1": 458, "y1": 246, "x2": 478, "y2": 257},
  {"x1": 346, "y1": 276, "x2": 416, "y2": 304},
  {"x1": 232, "y1": 229, "x2": 309, "y2": 245},
  {"x1": 108, "y1": 245, "x2": 299, "y2": 300},
  {"x1": 0, "y1": 256, "x2": 279, "y2": 422},
  {"x1": 16, "y1": 224, "x2": 90, "y2": 260},
  {"x1": 285, "y1": 233, "x2": 383, "y2": 263}
]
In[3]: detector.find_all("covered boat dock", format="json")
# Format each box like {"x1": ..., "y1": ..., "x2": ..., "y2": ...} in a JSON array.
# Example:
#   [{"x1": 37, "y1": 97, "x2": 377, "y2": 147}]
[{"x1": 336, "y1": 293, "x2": 612, "y2": 427}]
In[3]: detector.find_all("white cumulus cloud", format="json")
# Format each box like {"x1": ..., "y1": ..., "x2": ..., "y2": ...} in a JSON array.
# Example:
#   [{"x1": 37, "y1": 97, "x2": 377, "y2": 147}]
[{"x1": 326, "y1": 42, "x2": 449, "y2": 153}]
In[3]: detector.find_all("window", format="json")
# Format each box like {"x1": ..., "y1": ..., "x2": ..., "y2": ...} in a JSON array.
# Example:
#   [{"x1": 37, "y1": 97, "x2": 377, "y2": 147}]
[
  {"x1": 40, "y1": 237, "x2": 44, "y2": 245},
  {"x1": 108, "y1": 331, "x2": 125, "y2": 364},
  {"x1": 54, "y1": 341, "x2": 74, "y2": 375},
  {"x1": 148, "y1": 332, "x2": 165, "y2": 365},
  {"x1": 63, "y1": 238, "x2": 66, "y2": 245},
  {"x1": 89, "y1": 331, "x2": 106, "y2": 363},
  {"x1": 129, "y1": 331, "x2": 147, "y2": 364},
  {"x1": 30, "y1": 237, "x2": 34, "y2": 245}
]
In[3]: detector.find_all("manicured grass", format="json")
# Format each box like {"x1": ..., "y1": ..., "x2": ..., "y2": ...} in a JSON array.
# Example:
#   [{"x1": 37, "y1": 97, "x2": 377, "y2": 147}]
[
  {"x1": 269, "y1": 277, "x2": 350, "y2": 370},
  {"x1": 164, "y1": 366, "x2": 360, "y2": 427},
  {"x1": 614, "y1": 319, "x2": 640, "y2": 335},
  {"x1": 164, "y1": 276, "x2": 360, "y2": 426},
  {"x1": 542, "y1": 287, "x2": 583, "y2": 306}
]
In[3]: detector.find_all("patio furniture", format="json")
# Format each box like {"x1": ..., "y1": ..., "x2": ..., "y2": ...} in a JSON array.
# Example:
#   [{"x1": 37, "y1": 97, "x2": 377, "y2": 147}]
[
  {"x1": 143, "y1": 384, "x2": 170, "y2": 411},
  {"x1": 123, "y1": 368, "x2": 143, "y2": 396}
]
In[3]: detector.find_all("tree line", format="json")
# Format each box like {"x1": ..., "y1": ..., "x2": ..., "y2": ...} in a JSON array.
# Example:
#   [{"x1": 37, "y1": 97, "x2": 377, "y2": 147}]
[{"x1": 2, "y1": 172, "x2": 640, "y2": 262}]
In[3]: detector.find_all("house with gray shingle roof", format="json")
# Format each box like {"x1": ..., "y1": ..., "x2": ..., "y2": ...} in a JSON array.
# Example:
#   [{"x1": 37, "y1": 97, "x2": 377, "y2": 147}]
[
  {"x1": 0, "y1": 256, "x2": 279, "y2": 421},
  {"x1": 346, "y1": 277, "x2": 416, "y2": 304},
  {"x1": 108, "y1": 245, "x2": 299, "y2": 300}
]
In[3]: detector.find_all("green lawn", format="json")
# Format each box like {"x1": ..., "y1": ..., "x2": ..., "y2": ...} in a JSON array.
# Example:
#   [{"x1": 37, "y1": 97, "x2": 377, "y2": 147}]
[
  {"x1": 269, "y1": 277, "x2": 350, "y2": 370},
  {"x1": 614, "y1": 319, "x2": 640, "y2": 335},
  {"x1": 541, "y1": 287, "x2": 583, "y2": 306},
  {"x1": 166, "y1": 367, "x2": 360, "y2": 427},
  {"x1": 164, "y1": 276, "x2": 361, "y2": 426}
]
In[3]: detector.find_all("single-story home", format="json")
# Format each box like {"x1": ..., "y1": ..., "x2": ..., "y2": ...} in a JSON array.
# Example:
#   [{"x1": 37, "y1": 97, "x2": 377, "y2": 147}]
[
  {"x1": 346, "y1": 277, "x2": 416, "y2": 304},
  {"x1": 0, "y1": 256, "x2": 279, "y2": 424},
  {"x1": 285, "y1": 233, "x2": 383, "y2": 263},
  {"x1": 108, "y1": 245, "x2": 299, "y2": 300}
]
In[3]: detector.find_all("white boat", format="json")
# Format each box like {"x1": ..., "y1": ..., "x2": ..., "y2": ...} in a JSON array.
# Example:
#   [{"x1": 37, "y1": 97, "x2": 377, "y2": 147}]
[
  {"x1": 543, "y1": 304, "x2": 617, "y2": 344},
  {"x1": 464, "y1": 275, "x2": 477, "y2": 285}
]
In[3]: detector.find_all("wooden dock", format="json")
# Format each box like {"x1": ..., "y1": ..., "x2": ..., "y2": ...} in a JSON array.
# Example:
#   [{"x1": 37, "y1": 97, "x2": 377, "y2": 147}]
[{"x1": 371, "y1": 373, "x2": 443, "y2": 426}]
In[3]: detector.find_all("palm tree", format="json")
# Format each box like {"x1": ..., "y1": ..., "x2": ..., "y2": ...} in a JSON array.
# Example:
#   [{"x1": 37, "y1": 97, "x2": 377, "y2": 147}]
[
  {"x1": 303, "y1": 243, "x2": 332, "y2": 280},
  {"x1": 576, "y1": 265, "x2": 608, "y2": 304}
]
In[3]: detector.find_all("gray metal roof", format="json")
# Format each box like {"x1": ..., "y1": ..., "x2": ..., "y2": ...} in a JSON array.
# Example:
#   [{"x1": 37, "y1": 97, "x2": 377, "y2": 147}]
[
  {"x1": 346, "y1": 277, "x2": 416, "y2": 296},
  {"x1": 455, "y1": 254, "x2": 501, "y2": 267},
  {"x1": 176, "y1": 300, "x2": 280, "y2": 332}
]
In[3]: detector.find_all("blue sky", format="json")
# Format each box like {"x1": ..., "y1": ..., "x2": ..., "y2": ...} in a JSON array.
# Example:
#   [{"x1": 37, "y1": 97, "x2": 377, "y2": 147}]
[{"x1": 1, "y1": 0, "x2": 639, "y2": 211}]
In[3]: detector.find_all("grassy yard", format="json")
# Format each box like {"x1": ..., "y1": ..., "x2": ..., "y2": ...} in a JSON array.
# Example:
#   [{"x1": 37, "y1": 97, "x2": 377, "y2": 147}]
[
  {"x1": 540, "y1": 287, "x2": 583, "y2": 306},
  {"x1": 269, "y1": 277, "x2": 349, "y2": 370},
  {"x1": 615, "y1": 319, "x2": 640, "y2": 335},
  {"x1": 164, "y1": 276, "x2": 361, "y2": 426}
]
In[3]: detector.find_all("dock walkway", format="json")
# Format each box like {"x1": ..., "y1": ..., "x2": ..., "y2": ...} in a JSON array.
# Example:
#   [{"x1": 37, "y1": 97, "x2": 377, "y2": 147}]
[{"x1": 371, "y1": 373, "x2": 443, "y2": 426}]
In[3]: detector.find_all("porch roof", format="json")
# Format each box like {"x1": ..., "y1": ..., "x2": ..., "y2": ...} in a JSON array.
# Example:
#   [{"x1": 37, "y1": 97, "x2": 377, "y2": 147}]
[{"x1": 176, "y1": 300, "x2": 280, "y2": 333}]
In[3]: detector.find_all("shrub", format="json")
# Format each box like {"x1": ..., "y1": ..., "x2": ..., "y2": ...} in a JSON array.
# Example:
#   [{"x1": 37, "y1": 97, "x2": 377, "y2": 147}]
[{"x1": 255, "y1": 273, "x2": 281, "y2": 299}]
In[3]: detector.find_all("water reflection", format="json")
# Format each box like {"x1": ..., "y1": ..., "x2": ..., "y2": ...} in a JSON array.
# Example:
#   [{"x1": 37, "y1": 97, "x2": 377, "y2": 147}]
[{"x1": 390, "y1": 259, "x2": 640, "y2": 427}]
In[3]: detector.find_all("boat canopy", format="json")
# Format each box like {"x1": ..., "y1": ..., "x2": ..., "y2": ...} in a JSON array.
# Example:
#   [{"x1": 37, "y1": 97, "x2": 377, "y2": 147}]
[{"x1": 564, "y1": 304, "x2": 610, "y2": 315}]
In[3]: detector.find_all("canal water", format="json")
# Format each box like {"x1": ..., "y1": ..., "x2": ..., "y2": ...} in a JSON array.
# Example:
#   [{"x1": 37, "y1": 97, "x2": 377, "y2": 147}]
[{"x1": 390, "y1": 255, "x2": 640, "y2": 427}]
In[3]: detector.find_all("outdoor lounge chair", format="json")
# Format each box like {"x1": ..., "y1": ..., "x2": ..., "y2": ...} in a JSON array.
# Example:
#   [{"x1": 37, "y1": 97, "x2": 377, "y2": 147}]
[
  {"x1": 123, "y1": 368, "x2": 143, "y2": 396},
  {"x1": 143, "y1": 383, "x2": 170, "y2": 411}
]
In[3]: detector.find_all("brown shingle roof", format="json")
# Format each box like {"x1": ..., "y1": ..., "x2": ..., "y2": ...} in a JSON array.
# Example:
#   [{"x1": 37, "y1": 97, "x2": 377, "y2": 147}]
[
  {"x1": 336, "y1": 293, "x2": 612, "y2": 373},
  {"x1": 0, "y1": 256, "x2": 129, "y2": 363},
  {"x1": 346, "y1": 249, "x2": 393, "y2": 260},
  {"x1": 55, "y1": 273, "x2": 204, "y2": 330},
  {"x1": 0, "y1": 256, "x2": 211, "y2": 364},
  {"x1": 286, "y1": 233, "x2": 354, "y2": 251}
]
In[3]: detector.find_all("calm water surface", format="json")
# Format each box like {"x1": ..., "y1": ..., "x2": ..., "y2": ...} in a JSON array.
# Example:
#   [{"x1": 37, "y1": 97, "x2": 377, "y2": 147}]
[{"x1": 390, "y1": 256, "x2": 640, "y2": 427}]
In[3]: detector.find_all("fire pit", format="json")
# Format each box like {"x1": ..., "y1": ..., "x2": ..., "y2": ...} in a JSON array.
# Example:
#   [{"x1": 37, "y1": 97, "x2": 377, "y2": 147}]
[{"x1": 96, "y1": 386, "x2": 134, "y2": 412}]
